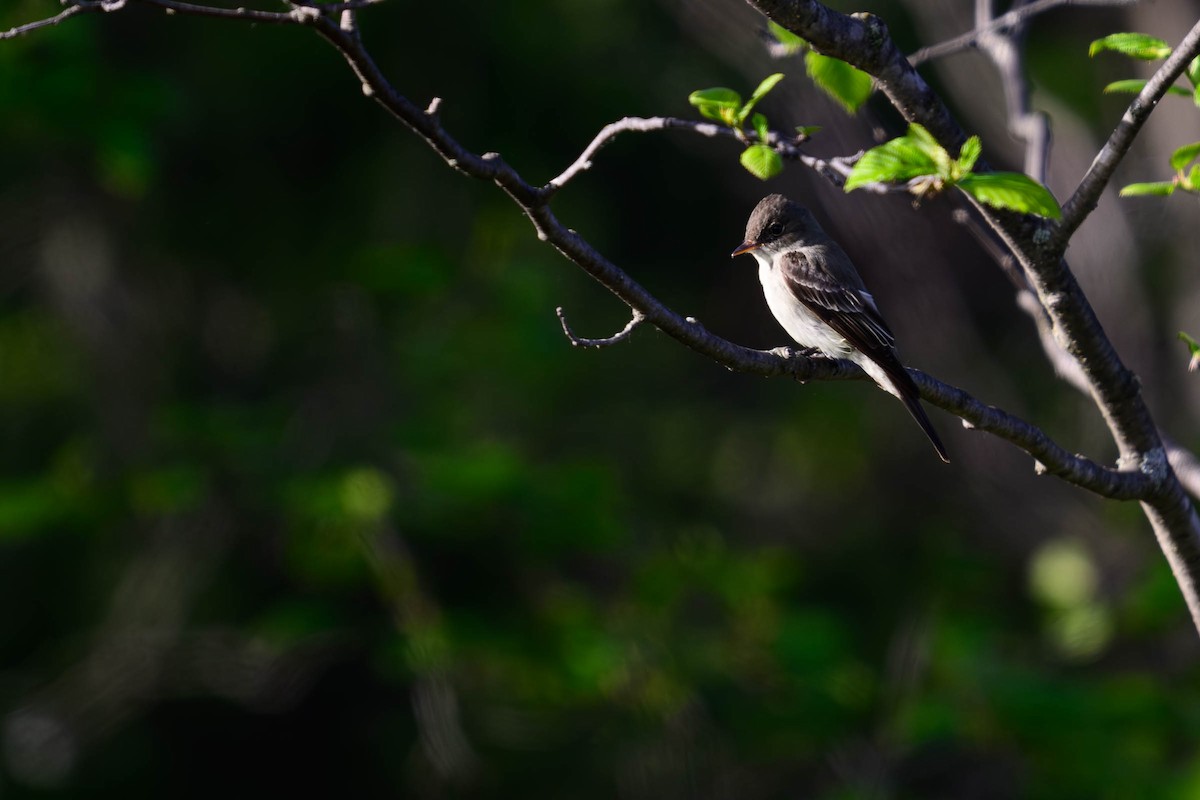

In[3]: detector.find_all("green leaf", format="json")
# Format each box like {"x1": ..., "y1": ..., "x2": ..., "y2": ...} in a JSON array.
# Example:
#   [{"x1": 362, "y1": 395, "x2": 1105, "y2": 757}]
[
  {"x1": 1188, "y1": 55, "x2": 1200, "y2": 87},
  {"x1": 1088, "y1": 33, "x2": 1172, "y2": 60},
  {"x1": 737, "y1": 73, "x2": 785, "y2": 126},
  {"x1": 1103, "y1": 79, "x2": 1192, "y2": 97},
  {"x1": 688, "y1": 87, "x2": 742, "y2": 124},
  {"x1": 740, "y1": 144, "x2": 784, "y2": 180},
  {"x1": 907, "y1": 123, "x2": 939, "y2": 150},
  {"x1": 795, "y1": 125, "x2": 821, "y2": 139},
  {"x1": 1180, "y1": 331, "x2": 1200, "y2": 372},
  {"x1": 768, "y1": 20, "x2": 807, "y2": 54},
  {"x1": 804, "y1": 51, "x2": 873, "y2": 114},
  {"x1": 1195, "y1": 84, "x2": 1200, "y2": 109},
  {"x1": 1103, "y1": 79, "x2": 1146, "y2": 94},
  {"x1": 845, "y1": 137, "x2": 940, "y2": 191},
  {"x1": 751, "y1": 112, "x2": 770, "y2": 143},
  {"x1": 1170, "y1": 141, "x2": 1200, "y2": 172},
  {"x1": 956, "y1": 135, "x2": 982, "y2": 175},
  {"x1": 1185, "y1": 165, "x2": 1200, "y2": 191},
  {"x1": 957, "y1": 173, "x2": 1062, "y2": 218},
  {"x1": 1118, "y1": 180, "x2": 1176, "y2": 197},
  {"x1": 907, "y1": 123, "x2": 954, "y2": 177}
]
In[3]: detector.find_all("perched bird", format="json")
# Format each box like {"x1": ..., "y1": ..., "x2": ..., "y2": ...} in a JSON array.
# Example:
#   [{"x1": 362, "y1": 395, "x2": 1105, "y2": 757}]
[{"x1": 731, "y1": 194, "x2": 949, "y2": 463}]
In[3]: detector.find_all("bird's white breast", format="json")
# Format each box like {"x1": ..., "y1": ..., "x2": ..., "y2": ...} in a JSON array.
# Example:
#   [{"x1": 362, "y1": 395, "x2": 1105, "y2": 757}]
[{"x1": 755, "y1": 253, "x2": 854, "y2": 358}]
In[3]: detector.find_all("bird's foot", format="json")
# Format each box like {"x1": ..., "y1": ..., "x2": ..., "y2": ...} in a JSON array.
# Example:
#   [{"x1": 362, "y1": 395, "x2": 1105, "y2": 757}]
[
  {"x1": 772, "y1": 345, "x2": 823, "y2": 360},
  {"x1": 771, "y1": 346, "x2": 825, "y2": 383}
]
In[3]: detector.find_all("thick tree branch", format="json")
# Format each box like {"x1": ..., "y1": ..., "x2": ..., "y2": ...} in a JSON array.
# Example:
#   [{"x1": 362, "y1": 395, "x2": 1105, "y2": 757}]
[
  {"x1": 748, "y1": 0, "x2": 971, "y2": 151},
  {"x1": 914, "y1": 370, "x2": 1152, "y2": 499},
  {"x1": 937, "y1": 11, "x2": 1200, "y2": 505},
  {"x1": 956, "y1": 212, "x2": 1200, "y2": 503},
  {"x1": 746, "y1": 0, "x2": 1200, "y2": 632}
]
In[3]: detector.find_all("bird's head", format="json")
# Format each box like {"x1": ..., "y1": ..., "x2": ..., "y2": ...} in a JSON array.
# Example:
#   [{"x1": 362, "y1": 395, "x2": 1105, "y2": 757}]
[{"x1": 730, "y1": 194, "x2": 823, "y2": 259}]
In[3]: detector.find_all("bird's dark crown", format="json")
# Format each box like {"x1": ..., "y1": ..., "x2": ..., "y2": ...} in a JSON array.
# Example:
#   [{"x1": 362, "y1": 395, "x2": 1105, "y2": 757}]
[{"x1": 743, "y1": 193, "x2": 823, "y2": 247}]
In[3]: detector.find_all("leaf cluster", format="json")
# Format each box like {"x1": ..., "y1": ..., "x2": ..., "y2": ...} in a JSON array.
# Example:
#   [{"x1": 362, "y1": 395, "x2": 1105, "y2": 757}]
[
  {"x1": 1092, "y1": 33, "x2": 1200, "y2": 107},
  {"x1": 685, "y1": 22, "x2": 876, "y2": 182},
  {"x1": 1091, "y1": 33, "x2": 1200, "y2": 197},
  {"x1": 688, "y1": 74, "x2": 788, "y2": 180},
  {"x1": 845, "y1": 124, "x2": 1062, "y2": 218}
]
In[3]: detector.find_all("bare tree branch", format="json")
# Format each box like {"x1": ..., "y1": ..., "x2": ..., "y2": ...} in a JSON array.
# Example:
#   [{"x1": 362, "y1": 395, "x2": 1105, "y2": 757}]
[
  {"x1": 1, "y1": 1, "x2": 100, "y2": 39},
  {"x1": 548, "y1": 117, "x2": 737, "y2": 192},
  {"x1": 556, "y1": 307, "x2": 646, "y2": 348},
  {"x1": 908, "y1": 0, "x2": 1137, "y2": 66},
  {"x1": 141, "y1": 0, "x2": 301, "y2": 25},
  {"x1": 971, "y1": 0, "x2": 1051, "y2": 181}
]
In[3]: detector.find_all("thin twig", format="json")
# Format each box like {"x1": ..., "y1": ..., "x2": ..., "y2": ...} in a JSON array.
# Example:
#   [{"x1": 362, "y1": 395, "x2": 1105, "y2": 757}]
[
  {"x1": 544, "y1": 116, "x2": 850, "y2": 193},
  {"x1": 547, "y1": 117, "x2": 731, "y2": 191},
  {"x1": 148, "y1": 0, "x2": 302, "y2": 24},
  {"x1": 1, "y1": 2, "x2": 97, "y2": 39},
  {"x1": 544, "y1": 115, "x2": 891, "y2": 195},
  {"x1": 556, "y1": 307, "x2": 646, "y2": 348},
  {"x1": 292, "y1": 0, "x2": 384, "y2": 9}
]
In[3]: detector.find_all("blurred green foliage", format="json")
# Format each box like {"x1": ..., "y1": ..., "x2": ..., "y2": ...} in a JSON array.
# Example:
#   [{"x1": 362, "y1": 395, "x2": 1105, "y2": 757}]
[{"x1": 0, "y1": 1, "x2": 1198, "y2": 798}]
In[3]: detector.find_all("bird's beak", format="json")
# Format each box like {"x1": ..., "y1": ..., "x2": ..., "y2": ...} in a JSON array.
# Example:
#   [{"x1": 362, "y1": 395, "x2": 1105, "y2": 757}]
[{"x1": 731, "y1": 240, "x2": 759, "y2": 258}]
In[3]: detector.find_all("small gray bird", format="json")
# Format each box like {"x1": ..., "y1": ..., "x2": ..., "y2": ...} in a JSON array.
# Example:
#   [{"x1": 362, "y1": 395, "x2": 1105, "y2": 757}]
[{"x1": 732, "y1": 194, "x2": 949, "y2": 463}]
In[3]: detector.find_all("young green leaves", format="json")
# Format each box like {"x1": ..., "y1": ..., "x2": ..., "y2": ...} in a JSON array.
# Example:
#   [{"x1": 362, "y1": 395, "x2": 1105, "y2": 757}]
[
  {"x1": 688, "y1": 73, "x2": 788, "y2": 180},
  {"x1": 1090, "y1": 32, "x2": 1200, "y2": 107},
  {"x1": 767, "y1": 21, "x2": 873, "y2": 114},
  {"x1": 1120, "y1": 142, "x2": 1200, "y2": 197},
  {"x1": 1091, "y1": 33, "x2": 1200, "y2": 197},
  {"x1": 845, "y1": 124, "x2": 1062, "y2": 218},
  {"x1": 688, "y1": 73, "x2": 784, "y2": 129},
  {"x1": 1179, "y1": 332, "x2": 1200, "y2": 373},
  {"x1": 740, "y1": 110, "x2": 782, "y2": 180},
  {"x1": 1089, "y1": 33, "x2": 1173, "y2": 61}
]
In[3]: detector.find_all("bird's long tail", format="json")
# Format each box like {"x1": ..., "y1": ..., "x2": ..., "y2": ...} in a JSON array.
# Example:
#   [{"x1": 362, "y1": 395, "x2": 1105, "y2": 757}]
[
  {"x1": 895, "y1": 385, "x2": 950, "y2": 463},
  {"x1": 860, "y1": 357, "x2": 950, "y2": 463}
]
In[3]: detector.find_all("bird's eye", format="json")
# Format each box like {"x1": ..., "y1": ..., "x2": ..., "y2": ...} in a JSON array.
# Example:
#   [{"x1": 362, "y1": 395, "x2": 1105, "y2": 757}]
[{"x1": 767, "y1": 222, "x2": 785, "y2": 237}]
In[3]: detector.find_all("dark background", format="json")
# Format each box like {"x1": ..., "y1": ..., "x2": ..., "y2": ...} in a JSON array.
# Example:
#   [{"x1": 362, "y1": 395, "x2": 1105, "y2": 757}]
[{"x1": 1, "y1": 0, "x2": 1199, "y2": 797}]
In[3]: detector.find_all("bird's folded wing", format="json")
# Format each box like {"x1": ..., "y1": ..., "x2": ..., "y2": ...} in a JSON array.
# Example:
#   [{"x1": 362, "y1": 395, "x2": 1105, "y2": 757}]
[{"x1": 778, "y1": 249, "x2": 896, "y2": 355}]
